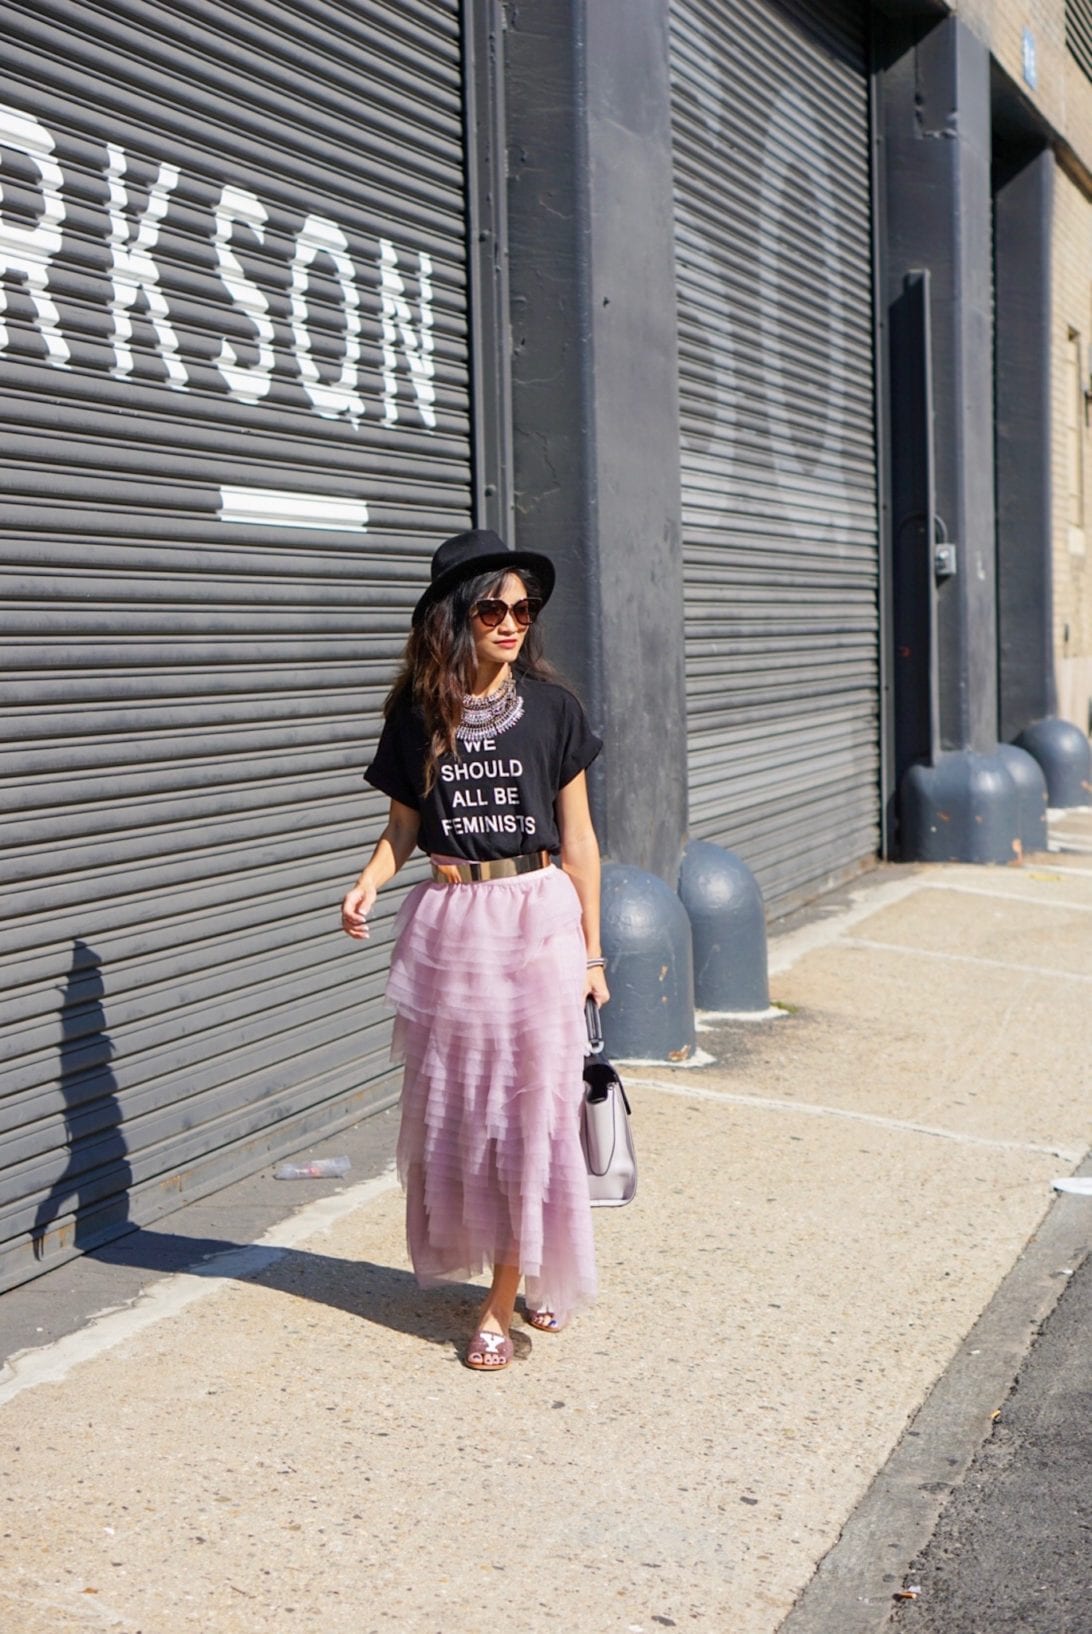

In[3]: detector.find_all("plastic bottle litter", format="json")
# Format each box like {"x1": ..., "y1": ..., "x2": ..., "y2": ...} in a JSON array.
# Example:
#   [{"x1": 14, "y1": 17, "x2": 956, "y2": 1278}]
[{"x1": 273, "y1": 1156, "x2": 351, "y2": 1180}]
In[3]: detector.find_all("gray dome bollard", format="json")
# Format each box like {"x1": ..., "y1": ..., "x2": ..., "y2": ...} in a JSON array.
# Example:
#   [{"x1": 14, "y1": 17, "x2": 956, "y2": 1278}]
[
  {"x1": 899, "y1": 749, "x2": 1020, "y2": 863},
  {"x1": 599, "y1": 862, "x2": 695, "y2": 1062},
  {"x1": 995, "y1": 744, "x2": 1048, "y2": 853},
  {"x1": 678, "y1": 840, "x2": 769, "y2": 1012},
  {"x1": 1015, "y1": 718, "x2": 1092, "y2": 808}
]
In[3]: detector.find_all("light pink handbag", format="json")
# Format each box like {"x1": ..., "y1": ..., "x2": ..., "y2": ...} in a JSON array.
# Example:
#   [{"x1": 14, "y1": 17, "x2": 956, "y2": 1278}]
[{"x1": 581, "y1": 999, "x2": 637, "y2": 1208}]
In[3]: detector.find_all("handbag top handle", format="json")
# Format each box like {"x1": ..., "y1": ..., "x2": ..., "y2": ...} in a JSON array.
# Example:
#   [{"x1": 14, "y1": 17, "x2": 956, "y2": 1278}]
[{"x1": 584, "y1": 996, "x2": 605, "y2": 1054}]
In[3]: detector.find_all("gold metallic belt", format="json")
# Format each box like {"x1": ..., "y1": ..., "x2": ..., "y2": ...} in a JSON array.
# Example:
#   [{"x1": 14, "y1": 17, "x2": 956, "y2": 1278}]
[{"x1": 430, "y1": 849, "x2": 551, "y2": 884}]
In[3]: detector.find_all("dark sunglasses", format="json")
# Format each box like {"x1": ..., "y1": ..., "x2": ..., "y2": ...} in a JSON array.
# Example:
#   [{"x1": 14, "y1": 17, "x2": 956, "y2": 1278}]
[{"x1": 470, "y1": 596, "x2": 542, "y2": 629}]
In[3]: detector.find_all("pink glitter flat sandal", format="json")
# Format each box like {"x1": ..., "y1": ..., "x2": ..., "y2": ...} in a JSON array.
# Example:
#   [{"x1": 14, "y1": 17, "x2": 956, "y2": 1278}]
[{"x1": 464, "y1": 1329, "x2": 514, "y2": 1371}]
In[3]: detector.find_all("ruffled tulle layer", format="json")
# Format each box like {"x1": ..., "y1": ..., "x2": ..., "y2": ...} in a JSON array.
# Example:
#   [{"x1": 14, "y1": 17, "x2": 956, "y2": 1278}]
[{"x1": 387, "y1": 865, "x2": 596, "y2": 1316}]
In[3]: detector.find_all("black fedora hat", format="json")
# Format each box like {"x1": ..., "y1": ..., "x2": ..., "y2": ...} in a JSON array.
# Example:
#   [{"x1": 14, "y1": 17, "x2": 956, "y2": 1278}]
[{"x1": 412, "y1": 529, "x2": 556, "y2": 626}]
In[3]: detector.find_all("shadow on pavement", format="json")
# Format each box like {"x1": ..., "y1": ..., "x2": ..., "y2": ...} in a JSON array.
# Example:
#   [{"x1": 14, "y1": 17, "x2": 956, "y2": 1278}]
[{"x1": 86, "y1": 1228, "x2": 523, "y2": 1357}]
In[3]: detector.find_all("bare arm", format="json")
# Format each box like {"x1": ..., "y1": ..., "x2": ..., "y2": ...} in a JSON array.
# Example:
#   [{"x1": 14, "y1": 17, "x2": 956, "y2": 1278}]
[
  {"x1": 556, "y1": 771, "x2": 609, "y2": 1004},
  {"x1": 340, "y1": 798, "x2": 421, "y2": 940}
]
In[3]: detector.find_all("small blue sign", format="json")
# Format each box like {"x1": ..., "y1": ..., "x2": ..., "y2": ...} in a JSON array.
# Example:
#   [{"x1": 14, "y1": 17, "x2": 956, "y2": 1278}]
[{"x1": 1023, "y1": 27, "x2": 1038, "y2": 90}]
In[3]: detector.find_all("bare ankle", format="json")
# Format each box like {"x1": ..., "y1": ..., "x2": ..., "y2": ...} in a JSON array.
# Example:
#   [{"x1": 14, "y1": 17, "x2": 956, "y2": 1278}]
[{"x1": 476, "y1": 1303, "x2": 512, "y2": 1334}]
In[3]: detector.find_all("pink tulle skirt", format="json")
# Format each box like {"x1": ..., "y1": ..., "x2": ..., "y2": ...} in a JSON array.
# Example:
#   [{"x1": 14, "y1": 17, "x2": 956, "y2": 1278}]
[{"x1": 386, "y1": 864, "x2": 596, "y2": 1316}]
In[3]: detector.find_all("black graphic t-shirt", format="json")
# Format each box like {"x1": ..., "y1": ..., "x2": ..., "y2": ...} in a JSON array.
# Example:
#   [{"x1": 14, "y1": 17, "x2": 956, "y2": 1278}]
[{"x1": 364, "y1": 675, "x2": 602, "y2": 861}]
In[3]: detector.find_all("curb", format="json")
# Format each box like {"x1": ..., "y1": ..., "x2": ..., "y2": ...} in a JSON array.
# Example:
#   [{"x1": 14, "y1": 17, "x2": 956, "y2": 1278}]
[{"x1": 776, "y1": 1155, "x2": 1092, "y2": 1634}]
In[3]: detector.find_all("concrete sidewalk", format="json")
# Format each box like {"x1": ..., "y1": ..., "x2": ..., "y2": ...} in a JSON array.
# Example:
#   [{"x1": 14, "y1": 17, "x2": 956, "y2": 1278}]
[{"x1": 2, "y1": 826, "x2": 1090, "y2": 1634}]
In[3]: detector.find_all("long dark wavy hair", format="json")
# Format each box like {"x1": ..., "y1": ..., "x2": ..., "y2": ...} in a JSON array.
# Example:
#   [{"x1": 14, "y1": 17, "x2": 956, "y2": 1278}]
[{"x1": 385, "y1": 566, "x2": 563, "y2": 790}]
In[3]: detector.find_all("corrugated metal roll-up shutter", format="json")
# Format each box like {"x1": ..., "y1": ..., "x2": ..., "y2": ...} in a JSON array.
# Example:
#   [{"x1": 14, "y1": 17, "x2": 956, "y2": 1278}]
[
  {"x1": 670, "y1": 0, "x2": 882, "y2": 912},
  {"x1": 0, "y1": 0, "x2": 474, "y2": 1290}
]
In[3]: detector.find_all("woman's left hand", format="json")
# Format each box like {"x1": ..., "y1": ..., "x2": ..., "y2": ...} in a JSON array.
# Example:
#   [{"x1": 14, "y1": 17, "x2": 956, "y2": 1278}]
[{"x1": 585, "y1": 964, "x2": 610, "y2": 1006}]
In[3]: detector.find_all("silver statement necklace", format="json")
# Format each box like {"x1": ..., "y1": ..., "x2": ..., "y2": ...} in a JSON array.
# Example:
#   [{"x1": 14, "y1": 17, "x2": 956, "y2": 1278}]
[{"x1": 457, "y1": 671, "x2": 524, "y2": 750}]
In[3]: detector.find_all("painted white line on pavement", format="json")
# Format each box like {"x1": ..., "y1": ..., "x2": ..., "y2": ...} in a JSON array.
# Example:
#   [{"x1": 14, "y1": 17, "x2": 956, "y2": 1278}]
[
  {"x1": 627, "y1": 1077, "x2": 1085, "y2": 1163},
  {"x1": 767, "y1": 875, "x2": 926, "y2": 976},
  {"x1": 0, "y1": 1168, "x2": 399, "y2": 1408},
  {"x1": 919, "y1": 881, "x2": 1092, "y2": 912},
  {"x1": 843, "y1": 937, "x2": 1092, "y2": 984},
  {"x1": 1022, "y1": 863, "x2": 1092, "y2": 878}
]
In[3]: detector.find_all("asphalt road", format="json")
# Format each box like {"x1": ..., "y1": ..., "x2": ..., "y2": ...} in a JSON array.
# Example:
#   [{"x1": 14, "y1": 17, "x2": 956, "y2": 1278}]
[{"x1": 890, "y1": 1247, "x2": 1092, "y2": 1634}]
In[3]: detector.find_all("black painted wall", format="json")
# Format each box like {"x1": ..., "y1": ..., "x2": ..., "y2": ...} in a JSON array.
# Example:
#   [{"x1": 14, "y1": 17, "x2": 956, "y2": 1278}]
[
  {"x1": 880, "y1": 14, "x2": 999, "y2": 757},
  {"x1": 994, "y1": 144, "x2": 1056, "y2": 741},
  {"x1": 504, "y1": 0, "x2": 688, "y2": 884}
]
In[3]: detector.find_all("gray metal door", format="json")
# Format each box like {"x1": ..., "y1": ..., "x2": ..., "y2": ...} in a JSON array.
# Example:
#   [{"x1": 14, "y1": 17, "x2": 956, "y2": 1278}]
[
  {"x1": 0, "y1": 0, "x2": 473, "y2": 1290},
  {"x1": 670, "y1": 0, "x2": 882, "y2": 912}
]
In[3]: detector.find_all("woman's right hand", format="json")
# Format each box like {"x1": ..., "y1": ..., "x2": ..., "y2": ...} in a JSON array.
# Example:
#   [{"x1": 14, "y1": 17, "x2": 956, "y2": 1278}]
[{"x1": 341, "y1": 877, "x2": 377, "y2": 940}]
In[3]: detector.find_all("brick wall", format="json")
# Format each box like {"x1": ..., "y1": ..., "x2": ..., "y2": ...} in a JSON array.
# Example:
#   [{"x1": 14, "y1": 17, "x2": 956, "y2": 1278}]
[
  {"x1": 953, "y1": 1, "x2": 1092, "y2": 178},
  {"x1": 1051, "y1": 162, "x2": 1092, "y2": 732}
]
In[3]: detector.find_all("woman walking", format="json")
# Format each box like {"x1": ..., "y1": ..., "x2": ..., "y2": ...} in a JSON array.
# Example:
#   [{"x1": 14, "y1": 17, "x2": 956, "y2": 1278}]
[{"x1": 341, "y1": 529, "x2": 608, "y2": 1372}]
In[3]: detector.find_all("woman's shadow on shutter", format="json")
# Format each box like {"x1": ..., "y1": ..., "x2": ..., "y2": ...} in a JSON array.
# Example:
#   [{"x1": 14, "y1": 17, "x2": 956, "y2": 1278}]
[
  {"x1": 29, "y1": 944, "x2": 496, "y2": 1354},
  {"x1": 32, "y1": 939, "x2": 133, "y2": 1260}
]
